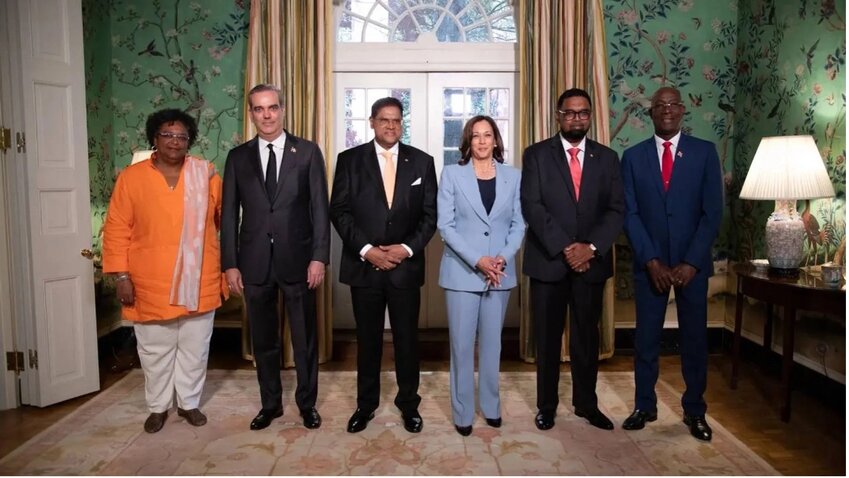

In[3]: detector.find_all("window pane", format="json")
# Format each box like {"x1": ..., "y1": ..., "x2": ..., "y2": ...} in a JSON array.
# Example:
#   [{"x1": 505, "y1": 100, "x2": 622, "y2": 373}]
[
  {"x1": 346, "y1": 119, "x2": 367, "y2": 148},
  {"x1": 345, "y1": 89, "x2": 367, "y2": 118},
  {"x1": 436, "y1": 16, "x2": 462, "y2": 42},
  {"x1": 366, "y1": 89, "x2": 391, "y2": 110},
  {"x1": 444, "y1": 149, "x2": 462, "y2": 166},
  {"x1": 467, "y1": 88, "x2": 486, "y2": 115},
  {"x1": 444, "y1": 119, "x2": 463, "y2": 148},
  {"x1": 340, "y1": 0, "x2": 515, "y2": 43},
  {"x1": 496, "y1": 119, "x2": 509, "y2": 149},
  {"x1": 443, "y1": 88, "x2": 464, "y2": 116},
  {"x1": 489, "y1": 88, "x2": 509, "y2": 118}
]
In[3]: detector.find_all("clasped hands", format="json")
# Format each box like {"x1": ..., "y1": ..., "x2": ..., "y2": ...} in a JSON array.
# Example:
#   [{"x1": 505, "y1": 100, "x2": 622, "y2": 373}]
[
  {"x1": 646, "y1": 259, "x2": 697, "y2": 293},
  {"x1": 476, "y1": 256, "x2": 506, "y2": 288},
  {"x1": 563, "y1": 243, "x2": 594, "y2": 273},
  {"x1": 365, "y1": 244, "x2": 409, "y2": 272}
]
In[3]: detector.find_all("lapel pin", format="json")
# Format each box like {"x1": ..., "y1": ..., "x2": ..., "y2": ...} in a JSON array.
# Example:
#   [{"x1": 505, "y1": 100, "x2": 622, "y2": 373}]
[
  {"x1": 677, "y1": 151, "x2": 683, "y2": 158},
  {"x1": 290, "y1": 147, "x2": 297, "y2": 153}
]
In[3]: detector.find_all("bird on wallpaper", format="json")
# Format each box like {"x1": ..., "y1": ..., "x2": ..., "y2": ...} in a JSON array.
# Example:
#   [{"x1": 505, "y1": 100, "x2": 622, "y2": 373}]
[
  {"x1": 688, "y1": 93, "x2": 702, "y2": 107},
  {"x1": 801, "y1": 199, "x2": 829, "y2": 266},
  {"x1": 691, "y1": 17, "x2": 702, "y2": 29},
  {"x1": 801, "y1": 39, "x2": 820, "y2": 74},
  {"x1": 138, "y1": 39, "x2": 164, "y2": 57}
]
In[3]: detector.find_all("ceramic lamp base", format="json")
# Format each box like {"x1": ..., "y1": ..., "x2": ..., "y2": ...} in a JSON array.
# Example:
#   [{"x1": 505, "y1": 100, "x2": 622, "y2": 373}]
[{"x1": 765, "y1": 200, "x2": 805, "y2": 272}]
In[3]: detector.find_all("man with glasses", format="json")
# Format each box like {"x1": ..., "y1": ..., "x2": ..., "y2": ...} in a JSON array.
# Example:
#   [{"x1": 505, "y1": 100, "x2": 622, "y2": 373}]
[
  {"x1": 330, "y1": 97, "x2": 437, "y2": 434},
  {"x1": 521, "y1": 88, "x2": 625, "y2": 431},
  {"x1": 221, "y1": 83, "x2": 329, "y2": 431},
  {"x1": 620, "y1": 86, "x2": 723, "y2": 441}
]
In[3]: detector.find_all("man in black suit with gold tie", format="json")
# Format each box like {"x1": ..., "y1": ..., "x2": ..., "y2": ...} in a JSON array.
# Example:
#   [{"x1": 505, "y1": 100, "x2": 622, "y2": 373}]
[
  {"x1": 329, "y1": 97, "x2": 437, "y2": 434},
  {"x1": 521, "y1": 88, "x2": 625, "y2": 431},
  {"x1": 221, "y1": 84, "x2": 329, "y2": 431}
]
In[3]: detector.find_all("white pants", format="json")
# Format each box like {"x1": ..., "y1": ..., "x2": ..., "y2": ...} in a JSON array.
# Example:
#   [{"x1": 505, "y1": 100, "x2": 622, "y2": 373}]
[{"x1": 133, "y1": 311, "x2": 214, "y2": 413}]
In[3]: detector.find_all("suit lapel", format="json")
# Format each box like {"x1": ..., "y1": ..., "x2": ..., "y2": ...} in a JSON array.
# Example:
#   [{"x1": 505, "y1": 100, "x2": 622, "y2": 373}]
[
  {"x1": 644, "y1": 139, "x2": 665, "y2": 198},
  {"x1": 456, "y1": 163, "x2": 490, "y2": 223},
  {"x1": 487, "y1": 162, "x2": 510, "y2": 219},
  {"x1": 549, "y1": 136, "x2": 578, "y2": 202},
  {"x1": 391, "y1": 144, "x2": 416, "y2": 211},
  {"x1": 248, "y1": 138, "x2": 264, "y2": 190},
  {"x1": 668, "y1": 134, "x2": 688, "y2": 195},
  {"x1": 272, "y1": 132, "x2": 298, "y2": 202},
  {"x1": 580, "y1": 140, "x2": 602, "y2": 206}
]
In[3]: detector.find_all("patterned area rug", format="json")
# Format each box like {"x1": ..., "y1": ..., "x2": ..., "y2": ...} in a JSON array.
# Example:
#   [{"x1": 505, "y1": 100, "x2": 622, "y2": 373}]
[{"x1": 0, "y1": 370, "x2": 777, "y2": 475}]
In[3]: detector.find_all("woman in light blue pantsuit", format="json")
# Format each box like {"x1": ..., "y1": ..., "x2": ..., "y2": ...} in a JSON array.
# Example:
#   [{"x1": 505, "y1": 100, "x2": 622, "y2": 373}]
[{"x1": 437, "y1": 116, "x2": 525, "y2": 436}]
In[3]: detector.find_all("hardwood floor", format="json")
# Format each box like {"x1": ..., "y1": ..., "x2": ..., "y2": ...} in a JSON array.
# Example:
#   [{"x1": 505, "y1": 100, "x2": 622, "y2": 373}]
[{"x1": 0, "y1": 328, "x2": 844, "y2": 475}]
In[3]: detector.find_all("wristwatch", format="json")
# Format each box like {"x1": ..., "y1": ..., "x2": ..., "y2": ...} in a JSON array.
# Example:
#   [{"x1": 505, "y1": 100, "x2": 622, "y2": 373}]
[{"x1": 589, "y1": 243, "x2": 598, "y2": 257}]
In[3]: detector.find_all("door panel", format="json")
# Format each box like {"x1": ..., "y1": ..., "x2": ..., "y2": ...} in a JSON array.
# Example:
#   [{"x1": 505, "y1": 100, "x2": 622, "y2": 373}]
[{"x1": 16, "y1": 0, "x2": 99, "y2": 406}]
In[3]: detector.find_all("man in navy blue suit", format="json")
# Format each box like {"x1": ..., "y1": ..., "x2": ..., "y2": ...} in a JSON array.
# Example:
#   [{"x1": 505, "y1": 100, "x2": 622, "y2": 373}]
[{"x1": 620, "y1": 86, "x2": 723, "y2": 441}]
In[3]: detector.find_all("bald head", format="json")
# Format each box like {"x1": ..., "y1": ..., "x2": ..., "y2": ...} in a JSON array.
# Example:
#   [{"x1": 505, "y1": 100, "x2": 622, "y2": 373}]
[{"x1": 649, "y1": 87, "x2": 685, "y2": 140}]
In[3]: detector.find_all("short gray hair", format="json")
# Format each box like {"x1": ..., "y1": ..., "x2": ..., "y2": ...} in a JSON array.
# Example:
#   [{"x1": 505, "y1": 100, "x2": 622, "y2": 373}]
[{"x1": 248, "y1": 84, "x2": 284, "y2": 108}]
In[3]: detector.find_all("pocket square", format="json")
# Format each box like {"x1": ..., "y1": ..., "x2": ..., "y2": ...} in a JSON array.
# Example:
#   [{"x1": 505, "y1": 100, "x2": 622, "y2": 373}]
[{"x1": 411, "y1": 177, "x2": 422, "y2": 186}]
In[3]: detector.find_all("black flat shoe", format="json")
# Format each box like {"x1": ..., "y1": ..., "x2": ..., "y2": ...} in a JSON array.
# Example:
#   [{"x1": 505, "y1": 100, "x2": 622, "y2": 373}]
[
  {"x1": 300, "y1": 407, "x2": 321, "y2": 429},
  {"x1": 144, "y1": 411, "x2": 168, "y2": 433},
  {"x1": 346, "y1": 408, "x2": 375, "y2": 433},
  {"x1": 250, "y1": 407, "x2": 283, "y2": 430},
  {"x1": 535, "y1": 411, "x2": 555, "y2": 430},
  {"x1": 575, "y1": 407, "x2": 614, "y2": 430},
  {"x1": 683, "y1": 414, "x2": 712, "y2": 441},
  {"x1": 455, "y1": 424, "x2": 472, "y2": 436},
  {"x1": 485, "y1": 417, "x2": 502, "y2": 428},
  {"x1": 402, "y1": 410, "x2": 423, "y2": 433},
  {"x1": 622, "y1": 409, "x2": 658, "y2": 430}
]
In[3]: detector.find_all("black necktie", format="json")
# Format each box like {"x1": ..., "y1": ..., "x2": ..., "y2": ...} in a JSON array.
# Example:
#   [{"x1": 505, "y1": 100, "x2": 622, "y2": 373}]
[{"x1": 265, "y1": 143, "x2": 277, "y2": 200}]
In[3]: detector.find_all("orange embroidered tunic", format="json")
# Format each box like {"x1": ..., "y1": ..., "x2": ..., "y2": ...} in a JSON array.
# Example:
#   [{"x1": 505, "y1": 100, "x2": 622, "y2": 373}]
[{"x1": 102, "y1": 159, "x2": 224, "y2": 322}]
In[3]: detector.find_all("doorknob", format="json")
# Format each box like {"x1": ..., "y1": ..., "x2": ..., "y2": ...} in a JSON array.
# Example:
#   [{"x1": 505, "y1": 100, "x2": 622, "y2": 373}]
[{"x1": 81, "y1": 248, "x2": 95, "y2": 260}]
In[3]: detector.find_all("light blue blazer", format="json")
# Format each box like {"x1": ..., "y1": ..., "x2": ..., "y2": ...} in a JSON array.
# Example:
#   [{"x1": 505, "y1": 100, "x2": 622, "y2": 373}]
[{"x1": 437, "y1": 162, "x2": 525, "y2": 292}]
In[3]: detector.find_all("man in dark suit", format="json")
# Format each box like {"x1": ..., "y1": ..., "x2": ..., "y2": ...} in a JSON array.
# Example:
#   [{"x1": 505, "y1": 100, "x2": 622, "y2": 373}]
[
  {"x1": 221, "y1": 84, "x2": 329, "y2": 431},
  {"x1": 521, "y1": 88, "x2": 624, "y2": 431},
  {"x1": 329, "y1": 97, "x2": 437, "y2": 434},
  {"x1": 620, "y1": 86, "x2": 723, "y2": 441}
]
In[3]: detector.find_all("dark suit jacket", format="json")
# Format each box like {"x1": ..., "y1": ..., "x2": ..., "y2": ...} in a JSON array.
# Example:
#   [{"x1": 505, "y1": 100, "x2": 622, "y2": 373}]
[
  {"x1": 521, "y1": 135, "x2": 625, "y2": 283},
  {"x1": 621, "y1": 134, "x2": 723, "y2": 278},
  {"x1": 329, "y1": 140, "x2": 437, "y2": 288},
  {"x1": 220, "y1": 131, "x2": 330, "y2": 284}
]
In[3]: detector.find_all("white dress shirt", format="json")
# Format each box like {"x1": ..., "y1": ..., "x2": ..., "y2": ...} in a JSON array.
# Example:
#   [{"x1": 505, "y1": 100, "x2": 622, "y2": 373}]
[
  {"x1": 258, "y1": 132, "x2": 287, "y2": 182},
  {"x1": 654, "y1": 131, "x2": 681, "y2": 169}
]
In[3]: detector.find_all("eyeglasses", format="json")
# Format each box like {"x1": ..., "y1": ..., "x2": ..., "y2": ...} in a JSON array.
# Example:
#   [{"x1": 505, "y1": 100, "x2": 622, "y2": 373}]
[
  {"x1": 557, "y1": 109, "x2": 591, "y2": 120},
  {"x1": 375, "y1": 118, "x2": 402, "y2": 128},
  {"x1": 157, "y1": 131, "x2": 190, "y2": 142},
  {"x1": 651, "y1": 102, "x2": 684, "y2": 111}
]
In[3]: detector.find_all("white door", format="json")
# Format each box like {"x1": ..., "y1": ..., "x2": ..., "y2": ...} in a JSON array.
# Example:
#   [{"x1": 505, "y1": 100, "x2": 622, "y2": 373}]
[
  {"x1": 332, "y1": 72, "x2": 516, "y2": 329},
  {"x1": 6, "y1": 0, "x2": 99, "y2": 406}
]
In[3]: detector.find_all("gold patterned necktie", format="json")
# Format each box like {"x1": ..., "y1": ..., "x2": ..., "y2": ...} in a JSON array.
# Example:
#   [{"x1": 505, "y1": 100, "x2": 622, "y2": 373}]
[{"x1": 381, "y1": 150, "x2": 396, "y2": 207}]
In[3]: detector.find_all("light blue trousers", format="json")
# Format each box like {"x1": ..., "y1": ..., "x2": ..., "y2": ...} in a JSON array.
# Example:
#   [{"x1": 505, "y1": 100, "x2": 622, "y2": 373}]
[{"x1": 445, "y1": 289, "x2": 510, "y2": 427}]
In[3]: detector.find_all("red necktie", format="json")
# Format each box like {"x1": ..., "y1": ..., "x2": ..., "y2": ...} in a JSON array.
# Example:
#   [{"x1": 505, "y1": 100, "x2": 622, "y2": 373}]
[
  {"x1": 568, "y1": 147, "x2": 581, "y2": 200},
  {"x1": 661, "y1": 141, "x2": 673, "y2": 191}
]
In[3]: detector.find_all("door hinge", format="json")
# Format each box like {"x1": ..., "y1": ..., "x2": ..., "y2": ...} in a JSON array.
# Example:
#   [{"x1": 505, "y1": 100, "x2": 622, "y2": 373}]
[
  {"x1": 0, "y1": 127, "x2": 10, "y2": 153},
  {"x1": 28, "y1": 349, "x2": 38, "y2": 370},
  {"x1": 6, "y1": 351, "x2": 24, "y2": 373},
  {"x1": 16, "y1": 131, "x2": 25, "y2": 153}
]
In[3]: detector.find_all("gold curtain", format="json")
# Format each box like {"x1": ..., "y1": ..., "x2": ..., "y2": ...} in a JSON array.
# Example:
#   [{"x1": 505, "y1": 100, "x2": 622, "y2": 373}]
[
  {"x1": 242, "y1": 0, "x2": 334, "y2": 367},
  {"x1": 516, "y1": 0, "x2": 615, "y2": 362}
]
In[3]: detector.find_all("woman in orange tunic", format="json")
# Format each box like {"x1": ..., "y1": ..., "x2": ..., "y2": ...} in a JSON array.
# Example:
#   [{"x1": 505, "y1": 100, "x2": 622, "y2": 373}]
[{"x1": 102, "y1": 109, "x2": 224, "y2": 433}]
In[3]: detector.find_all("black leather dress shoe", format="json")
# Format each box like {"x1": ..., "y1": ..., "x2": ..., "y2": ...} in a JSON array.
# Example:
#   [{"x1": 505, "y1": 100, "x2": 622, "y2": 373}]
[
  {"x1": 485, "y1": 417, "x2": 502, "y2": 428},
  {"x1": 402, "y1": 411, "x2": 423, "y2": 433},
  {"x1": 683, "y1": 414, "x2": 712, "y2": 441},
  {"x1": 535, "y1": 411, "x2": 555, "y2": 430},
  {"x1": 575, "y1": 407, "x2": 614, "y2": 430},
  {"x1": 622, "y1": 409, "x2": 658, "y2": 430},
  {"x1": 144, "y1": 411, "x2": 168, "y2": 433},
  {"x1": 455, "y1": 424, "x2": 472, "y2": 436},
  {"x1": 250, "y1": 407, "x2": 283, "y2": 430},
  {"x1": 300, "y1": 407, "x2": 321, "y2": 429},
  {"x1": 346, "y1": 408, "x2": 375, "y2": 433}
]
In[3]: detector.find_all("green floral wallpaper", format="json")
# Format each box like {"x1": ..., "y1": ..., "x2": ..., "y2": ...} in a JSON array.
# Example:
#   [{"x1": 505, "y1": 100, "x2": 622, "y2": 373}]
[{"x1": 732, "y1": 0, "x2": 846, "y2": 264}]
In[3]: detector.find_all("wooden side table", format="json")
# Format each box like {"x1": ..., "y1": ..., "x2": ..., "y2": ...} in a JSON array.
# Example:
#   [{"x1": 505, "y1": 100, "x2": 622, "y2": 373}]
[{"x1": 730, "y1": 263, "x2": 845, "y2": 422}]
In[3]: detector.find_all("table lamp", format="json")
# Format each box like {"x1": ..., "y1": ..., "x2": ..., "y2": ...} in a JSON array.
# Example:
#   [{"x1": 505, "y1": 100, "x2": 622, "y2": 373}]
[{"x1": 739, "y1": 135, "x2": 835, "y2": 275}]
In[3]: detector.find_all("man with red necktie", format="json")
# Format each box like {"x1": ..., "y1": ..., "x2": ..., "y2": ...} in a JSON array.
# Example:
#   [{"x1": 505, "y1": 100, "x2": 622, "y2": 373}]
[
  {"x1": 521, "y1": 88, "x2": 625, "y2": 432},
  {"x1": 620, "y1": 86, "x2": 724, "y2": 441}
]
